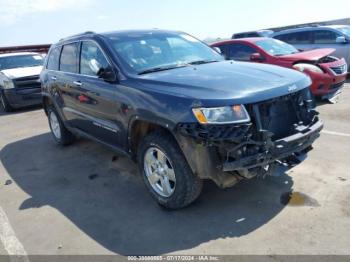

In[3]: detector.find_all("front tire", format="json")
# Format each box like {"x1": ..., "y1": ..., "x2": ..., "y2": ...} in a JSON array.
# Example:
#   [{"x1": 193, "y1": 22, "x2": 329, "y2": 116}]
[
  {"x1": 138, "y1": 130, "x2": 203, "y2": 209},
  {"x1": 47, "y1": 106, "x2": 75, "y2": 146},
  {"x1": 0, "y1": 92, "x2": 13, "y2": 112}
]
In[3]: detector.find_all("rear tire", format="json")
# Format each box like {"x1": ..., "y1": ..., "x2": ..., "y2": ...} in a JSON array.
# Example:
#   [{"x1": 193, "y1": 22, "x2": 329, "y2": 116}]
[
  {"x1": 138, "y1": 130, "x2": 203, "y2": 209},
  {"x1": 0, "y1": 92, "x2": 13, "y2": 112},
  {"x1": 47, "y1": 106, "x2": 75, "y2": 146}
]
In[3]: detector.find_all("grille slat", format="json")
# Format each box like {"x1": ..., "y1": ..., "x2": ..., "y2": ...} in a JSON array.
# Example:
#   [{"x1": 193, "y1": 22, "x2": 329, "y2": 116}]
[
  {"x1": 13, "y1": 75, "x2": 41, "y2": 89},
  {"x1": 330, "y1": 64, "x2": 347, "y2": 75}
]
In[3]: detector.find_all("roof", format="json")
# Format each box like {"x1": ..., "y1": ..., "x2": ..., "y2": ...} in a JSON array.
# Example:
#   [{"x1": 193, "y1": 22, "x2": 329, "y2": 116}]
[
  {"x1": 324, "y1": 24, "x2": 350, "y2": 29},
  {"x1": 233, "y1": 29, "x2": 273, "y2": 35},
  {"x1": 273, "y1": 25, "x2": 350, "y2": 36},
  {"x1": 0, "y1": 52, "x2": 40, "y2": 58},
  {"x1": 58, "y1": 29, "x2": 184, "y2": 43},
  {"x1": 211, "y1": 37, "x2": 268, "y2": 46}
]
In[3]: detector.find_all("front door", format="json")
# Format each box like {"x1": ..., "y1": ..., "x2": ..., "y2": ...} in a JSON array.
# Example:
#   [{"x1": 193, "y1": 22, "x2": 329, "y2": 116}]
[{"x1": 73, "y1": 40, "x2": 123, "y2": 147}]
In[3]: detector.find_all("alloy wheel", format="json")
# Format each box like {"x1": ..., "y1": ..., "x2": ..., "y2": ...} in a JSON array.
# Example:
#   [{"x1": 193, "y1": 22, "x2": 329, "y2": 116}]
[
  {"x1": 49, "y1": 111, "x2": 61, "y2": 140},
  {"x1": 144, "y1": 147, "x2": 176, "y2": 197}
]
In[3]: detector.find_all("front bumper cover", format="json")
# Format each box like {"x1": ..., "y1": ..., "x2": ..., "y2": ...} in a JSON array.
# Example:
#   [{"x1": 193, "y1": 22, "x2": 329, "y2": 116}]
[
  {"x1": 176, "y1": 118, "x2": 323, "y2": 188},
  {"x1": 222, "y1": 119, "x2": 323, "y2": 171},
  {"x1": 3, "y1": 88, "x2": 42, "y2": 108}
]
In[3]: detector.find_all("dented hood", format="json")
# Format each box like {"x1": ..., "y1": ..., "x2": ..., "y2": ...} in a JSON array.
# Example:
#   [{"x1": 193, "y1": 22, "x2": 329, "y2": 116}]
[
  {"x1": 279, "y1": 48, "x2": 335, "y2": 62},
  {"x1": 1, "y1": 66, "x2": 43, "y2": 79}
]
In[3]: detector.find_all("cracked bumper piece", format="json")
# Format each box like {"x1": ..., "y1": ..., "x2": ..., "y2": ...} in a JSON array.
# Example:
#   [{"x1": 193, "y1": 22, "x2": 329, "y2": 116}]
[
  {"x1": 222, "y1": 120, "x2": 323, "y2": 172},
  {"x1": 176, "y1": 119, "x2": 323, "y2": 187}
]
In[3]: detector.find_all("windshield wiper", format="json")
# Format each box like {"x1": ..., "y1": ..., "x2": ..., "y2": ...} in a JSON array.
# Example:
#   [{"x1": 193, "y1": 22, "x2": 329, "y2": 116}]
[
  {"x1": 187, "y1": 60, "x2": 219, "y2": 65},
  {"x1": 138, "y1": 60, "x2": 219, "y2": 75},
  {"x1": 138, "y1": 64, "x2": 187, "y2": 75}
]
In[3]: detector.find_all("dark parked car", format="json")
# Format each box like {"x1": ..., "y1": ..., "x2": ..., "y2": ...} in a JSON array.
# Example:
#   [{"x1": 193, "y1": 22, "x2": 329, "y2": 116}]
[
  {"x1": 41, "y1": 30, "x2": 323, "y2": 209},
  {"x1": 0, "y1": 52, "x2": 43, "y2": 112},
  {"x1": 233, "y1": 30, "x2": 274, "y2": 39},
  {"x1": 272, "y1": 25, "x2": 350, "y2": 71}
]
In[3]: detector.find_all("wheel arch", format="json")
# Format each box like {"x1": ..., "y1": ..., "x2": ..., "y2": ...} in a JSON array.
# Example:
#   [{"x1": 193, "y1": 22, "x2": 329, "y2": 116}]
[{"x1": 128, "y1": 117, "x2": 178, "y2": 158}]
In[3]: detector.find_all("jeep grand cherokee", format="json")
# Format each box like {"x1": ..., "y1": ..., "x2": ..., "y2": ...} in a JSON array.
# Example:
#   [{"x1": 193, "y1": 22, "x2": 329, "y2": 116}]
[{"x1": 40, "y1": 30, "x2": 323, "y2": 209}]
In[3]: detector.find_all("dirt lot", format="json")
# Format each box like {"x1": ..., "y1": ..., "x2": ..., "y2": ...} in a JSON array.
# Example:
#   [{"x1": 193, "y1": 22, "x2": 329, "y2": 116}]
[{"x1": 0, "y1": 83, "x2": 350, "y2": 257}]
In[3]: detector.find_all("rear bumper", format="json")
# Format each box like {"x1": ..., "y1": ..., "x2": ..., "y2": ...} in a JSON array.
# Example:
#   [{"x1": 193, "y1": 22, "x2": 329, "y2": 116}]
[{"x1": 3, "y1": 88, "x2": 42, "y2": 108}]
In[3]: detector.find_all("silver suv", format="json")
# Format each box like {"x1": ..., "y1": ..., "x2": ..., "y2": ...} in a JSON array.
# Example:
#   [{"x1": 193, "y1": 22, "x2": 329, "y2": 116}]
[{"x1": 273, "y1": 25, "x2": 350, "y2": 71}]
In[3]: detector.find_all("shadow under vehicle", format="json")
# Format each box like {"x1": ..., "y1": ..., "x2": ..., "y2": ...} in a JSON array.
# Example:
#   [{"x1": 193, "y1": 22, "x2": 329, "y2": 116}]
[{"x1": 1, "y1": 133, "x2": 295, "y2": 255}]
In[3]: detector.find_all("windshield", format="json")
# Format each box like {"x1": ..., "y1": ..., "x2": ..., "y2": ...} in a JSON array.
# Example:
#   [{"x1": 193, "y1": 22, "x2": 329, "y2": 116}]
[
  {"x1": 338, "y1": 26, "x2": 350, "y2": 38},
  {"x1": 255, "y1": 38, "x2": 299, "y2": 56},
  {"x1": 0, "y1": 54, "x2": 43, "y2": 70},
  {"x1": 105, "y1": 32, "x2": 223, "y2": 74}
]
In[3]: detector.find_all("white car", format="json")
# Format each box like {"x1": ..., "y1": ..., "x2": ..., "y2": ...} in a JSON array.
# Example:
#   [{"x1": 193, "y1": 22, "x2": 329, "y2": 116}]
[{"x1": 0, "y1": 52, "x2": 43, "y2": 112}]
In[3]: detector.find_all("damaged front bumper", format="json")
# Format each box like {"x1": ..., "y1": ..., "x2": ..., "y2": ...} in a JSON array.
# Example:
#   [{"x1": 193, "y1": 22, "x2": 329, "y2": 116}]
[
  {"x1": 221, "y1": 119, "x2": 323, "y2": 172},
  {"x1": 176, "y1": 89, "x2": 323, "y2": 188}
]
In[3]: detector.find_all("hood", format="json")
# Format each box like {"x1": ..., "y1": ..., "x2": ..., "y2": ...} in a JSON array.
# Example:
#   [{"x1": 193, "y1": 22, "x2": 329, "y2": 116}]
[
  {"x1": 136, "y1": 61, "x2": 311, "y2": 104},
  {"x1": 1, "y1": 66, "x2": 43, "y2": 79},
  {"x1": 279, "y1": 48, "x2": 335, "y2": 62}
]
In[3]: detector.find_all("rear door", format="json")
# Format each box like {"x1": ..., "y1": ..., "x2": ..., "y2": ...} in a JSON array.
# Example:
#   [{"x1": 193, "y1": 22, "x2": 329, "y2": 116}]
[
  {"x1": 74, "y1": 40, "x2": 123, "y2": 147},
  {"x1": 43, "y1": 45, "x2": 61, "y2": 103},
  {"x1": 58, "y1": 42, "x2": 82, "y2": 127}
]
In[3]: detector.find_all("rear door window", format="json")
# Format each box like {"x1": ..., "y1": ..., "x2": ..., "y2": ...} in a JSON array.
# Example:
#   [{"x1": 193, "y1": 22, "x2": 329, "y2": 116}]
[
  {"x1": 314, "y1": 30, "x2": 340, "y2": 44},
  {"x1": 59, "y1": 43, "x2": 79, "y2": 73},
  {"x1": 275, "y1": 31, "x2": 313, "y2": 44},
  {"x1": 47, "y1": 46, "x2": 61, "y2": 70},
  {"x1": 225, "y1": 43, "x2": 257, "y2": 61}
]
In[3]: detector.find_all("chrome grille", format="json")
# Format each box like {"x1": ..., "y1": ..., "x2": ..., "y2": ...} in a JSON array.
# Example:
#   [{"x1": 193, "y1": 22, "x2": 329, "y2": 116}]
[
  {"x1": 13, "y1": 75, "x2": 41, "y2": 89},
  {"x1": 330, "y1": 64, "x2": 348, "y2": 75}
]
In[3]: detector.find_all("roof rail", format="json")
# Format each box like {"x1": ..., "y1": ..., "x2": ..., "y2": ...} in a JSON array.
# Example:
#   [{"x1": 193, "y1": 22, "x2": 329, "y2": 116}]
[{"x1": 59, "y1": 31, "x2": 96, "y2": 41}]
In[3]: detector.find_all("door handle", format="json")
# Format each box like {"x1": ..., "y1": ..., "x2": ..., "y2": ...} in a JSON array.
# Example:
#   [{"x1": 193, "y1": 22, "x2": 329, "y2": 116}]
[
  {"x1": 73, "y1": 81, "x2": 82, "y2": 87},
  {"x1": 51, "y1": 76, "x2": 57, "y2": 81}
]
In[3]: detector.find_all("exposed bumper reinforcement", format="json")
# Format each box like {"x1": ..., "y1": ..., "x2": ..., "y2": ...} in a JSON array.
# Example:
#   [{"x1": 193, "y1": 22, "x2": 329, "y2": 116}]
[{"x1": 222, "y1": 120, "x2": 323, "y2": 172}]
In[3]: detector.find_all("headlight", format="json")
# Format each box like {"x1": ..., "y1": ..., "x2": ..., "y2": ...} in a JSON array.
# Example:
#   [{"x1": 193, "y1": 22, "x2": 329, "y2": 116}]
[
  {"x1": 192, "y1": 105, "x2": 250, "y2": 124},
  {"x1": 3, "y1": 80, "x2": 15, "y2": 89},
  {"x1": 293, "y1": 63, "x2": 323, "y2": 74}
]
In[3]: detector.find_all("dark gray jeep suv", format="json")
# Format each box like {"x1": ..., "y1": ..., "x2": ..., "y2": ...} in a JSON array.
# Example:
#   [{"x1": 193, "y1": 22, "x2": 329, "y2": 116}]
[{"x1": 41, "y1": 30, "x2": 323, "y2": 209}]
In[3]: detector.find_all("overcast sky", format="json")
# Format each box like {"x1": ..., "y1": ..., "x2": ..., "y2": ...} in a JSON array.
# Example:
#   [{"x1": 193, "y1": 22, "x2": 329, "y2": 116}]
[{"x1": 0, "y1": 0, "x2": 349, "y2": 46}]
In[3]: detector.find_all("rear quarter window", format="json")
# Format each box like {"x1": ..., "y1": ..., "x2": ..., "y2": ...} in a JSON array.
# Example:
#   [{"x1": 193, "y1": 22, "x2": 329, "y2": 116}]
[{"x1": 46, "y1": 46, "x2": 61, "y2": 70}]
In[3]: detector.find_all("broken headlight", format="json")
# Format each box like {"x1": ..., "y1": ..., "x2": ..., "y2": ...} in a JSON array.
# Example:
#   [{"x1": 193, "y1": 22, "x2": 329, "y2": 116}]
[
  {"x1": 293, "y1": 63, "x2": 323, "y2": 74},
  {"x1": 192, "y1": 105, "x2": 250, "y2": 124}
]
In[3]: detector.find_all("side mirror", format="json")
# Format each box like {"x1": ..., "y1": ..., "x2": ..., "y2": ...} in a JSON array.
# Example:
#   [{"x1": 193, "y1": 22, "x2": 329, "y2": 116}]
[
  {"x1": 212, "y1": 46, "x2": 222, "y2": 54},
  {"x1": 98, "y1": 67, "x2": 117, "y2": 83},
  {"x1": 336, "y1": 36, "x2": 347, "y2": 44},
  {"x1": 250, "y1": 52, "x2": 264, "y2": 62}
]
